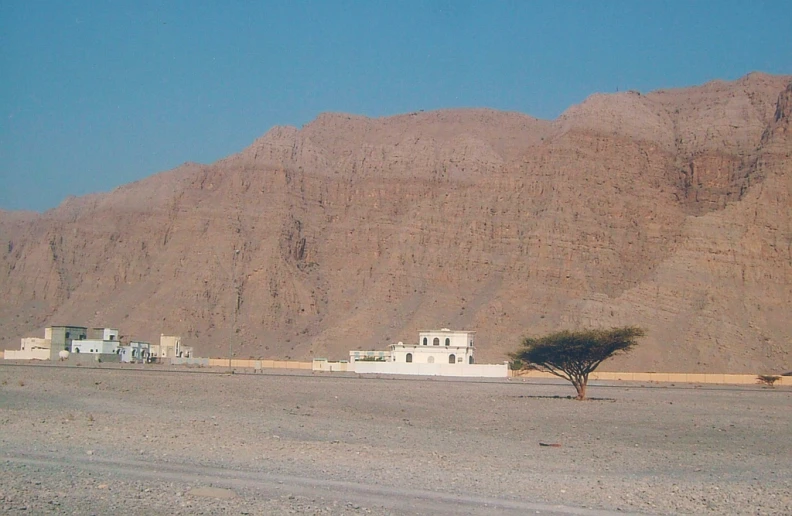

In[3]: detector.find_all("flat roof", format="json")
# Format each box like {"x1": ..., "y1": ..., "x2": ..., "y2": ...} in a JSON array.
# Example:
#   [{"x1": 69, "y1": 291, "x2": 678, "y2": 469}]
[{"x1": 418, "y1": 329, "x2": 476, "y2": 333}]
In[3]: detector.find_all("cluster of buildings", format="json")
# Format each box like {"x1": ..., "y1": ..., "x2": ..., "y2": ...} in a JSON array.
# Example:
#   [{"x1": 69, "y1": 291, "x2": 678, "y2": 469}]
[
  {"x1": 5, "y1": 324, "x2": 506, "y2": 378},
  {"x1": 3, "y1": 325, "x2": 192, "y2": 363}
]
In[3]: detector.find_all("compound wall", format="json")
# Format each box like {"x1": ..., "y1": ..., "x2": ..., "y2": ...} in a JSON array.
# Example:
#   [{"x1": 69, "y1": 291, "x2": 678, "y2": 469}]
[
  {"x1": 513, "y1": 370, "x2": 792, "y2": 386},
  {"x1": 352, "y1": 361, "x2": 508, "y2": 378}
]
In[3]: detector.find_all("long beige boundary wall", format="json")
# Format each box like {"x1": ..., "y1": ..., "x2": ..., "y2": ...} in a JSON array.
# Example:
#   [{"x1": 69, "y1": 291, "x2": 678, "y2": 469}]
[
  {"x1": 513, "y1": 370, "x2": 792, "y2": 386},
  {"x1": 205, "y1": 358, "x2": 790, "y2": 386},
  {"x1": 352, "y1": 361, "x2": 509, "y2": 378},
  {"x1": 207, "y1": 358, "x2": 312, "y2": 370}
]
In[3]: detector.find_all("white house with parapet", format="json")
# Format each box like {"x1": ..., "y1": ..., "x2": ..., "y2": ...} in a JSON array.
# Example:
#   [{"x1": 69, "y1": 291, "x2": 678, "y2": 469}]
[
  {"x1": 71, "y1": 328, "x2": 120, "y2": 355},
  {"x1": 314, "y1": 328, "x2": 508, "y2": 377},
  {"x1": 390, "y1": 329, "x2": 476, "y2": 365}
]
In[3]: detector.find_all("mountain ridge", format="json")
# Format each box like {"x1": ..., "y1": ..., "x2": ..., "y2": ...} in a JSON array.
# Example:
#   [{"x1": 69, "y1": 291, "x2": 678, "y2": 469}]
[{"x1": 1, "y1": 73, "x2": 791, "y2": 373}]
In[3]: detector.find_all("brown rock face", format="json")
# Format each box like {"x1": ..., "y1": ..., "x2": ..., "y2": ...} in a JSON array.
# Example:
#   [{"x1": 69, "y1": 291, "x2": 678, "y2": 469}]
[{"x1": 1, "y1": 73, "x2": 791, "y2": 373}]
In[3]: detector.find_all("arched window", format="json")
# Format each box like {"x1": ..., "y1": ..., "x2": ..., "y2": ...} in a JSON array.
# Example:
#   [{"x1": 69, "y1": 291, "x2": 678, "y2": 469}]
[
  {"x1": 406, "y1": 353, "x2": 413, "y2": 363},
  {"x1": 469, "y1": 356, "x2": 474, "y2": 364},
  {"x1": 433, "y1": 337, "x2": 439, "y2": 346},
  {"x1": 449, "y1": 354, "x2": 456, "y2": 364},
  {"x1": 423, "y1": 337, "x2": 428, "y2": 346},
  {"x1": 427, "y1": 356, "x2": 435, "y2": 364},
  {"x1": 445, "y1": 338, "x2": 450, "y2": 346}
]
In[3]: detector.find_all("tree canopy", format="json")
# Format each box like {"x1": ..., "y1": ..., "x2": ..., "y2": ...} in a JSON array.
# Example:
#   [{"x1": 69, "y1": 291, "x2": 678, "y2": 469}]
[{"x1": 512, "y1": 327, "x2": 645, "y2": 400}]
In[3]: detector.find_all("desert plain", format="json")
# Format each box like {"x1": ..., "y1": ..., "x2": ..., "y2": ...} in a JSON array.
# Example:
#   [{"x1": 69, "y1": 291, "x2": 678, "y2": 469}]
[{"x1": 0, "y1": 363, "x2": 790, "y2": 515}]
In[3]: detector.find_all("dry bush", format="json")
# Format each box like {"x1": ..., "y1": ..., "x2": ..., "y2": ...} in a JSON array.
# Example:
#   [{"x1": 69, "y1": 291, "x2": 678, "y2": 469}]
[{"x1": 756, "y1": 374, "x2": 781, "y2": 387}]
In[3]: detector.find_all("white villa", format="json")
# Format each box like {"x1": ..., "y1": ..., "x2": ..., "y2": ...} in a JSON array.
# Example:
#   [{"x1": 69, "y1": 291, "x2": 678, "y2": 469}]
[
  {"x1": 351, "y1": 329, "x2": 476, "y2": 365},
  {"x1": 315, "y1": 328, "x2": 508, "y2": 378}
]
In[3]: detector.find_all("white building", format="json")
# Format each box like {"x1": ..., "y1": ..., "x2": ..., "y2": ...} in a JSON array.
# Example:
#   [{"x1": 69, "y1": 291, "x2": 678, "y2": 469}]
[
  {"x1": 338, "y1": 329, "x2": 507, "y2": 378},
  {"x1": 71, "y1": 328, "x2": 120, "y2": 355},
  {"x1": 4, "y1": 325, "x2": 87, "y2": 361},
  {"x1": 4, "y1": 337, "x2": 51, "y2": 360},
  {"x1": 119, "y1": 341, "x2": 150, "y2": 363},
  {"x1": 393, "y1": 329, "x2": 475, "y2": 365},
  {"x1": 71, "y1": 338, "x2": 120, "y2": 355}
]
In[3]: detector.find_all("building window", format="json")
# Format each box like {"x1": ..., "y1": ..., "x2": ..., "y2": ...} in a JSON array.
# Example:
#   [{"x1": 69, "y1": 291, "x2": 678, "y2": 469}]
[
  {"x1": 433, "y1": 337, "x2": 439, "y2": 346},
  {"x1": 423, "y1": 337, "x2": 427, "y2": 346},
  {"x1": 449, "y1": 354, "x2": 456, "y2": 364},
  {"x1": 427, "y1": 356, "x2": 435, "y2": 364},
  {"x1": 469, "y1": 356, "x2": 474, "y2": 364},
  {"x1": 445, "y1": 338, "x2": 450, "y2": 346},
  {"x1": 406, "y1": 353, "x2": 413, "y2": 363},
  {"x1": 65, "y1": 332, "x2": 70, "y2": 339}
]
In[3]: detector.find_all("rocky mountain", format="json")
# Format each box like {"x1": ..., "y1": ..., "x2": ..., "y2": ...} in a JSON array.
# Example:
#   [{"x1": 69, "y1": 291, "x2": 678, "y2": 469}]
[{"x1": 2, "y1": 72, "x2": 791, "y2": 373}]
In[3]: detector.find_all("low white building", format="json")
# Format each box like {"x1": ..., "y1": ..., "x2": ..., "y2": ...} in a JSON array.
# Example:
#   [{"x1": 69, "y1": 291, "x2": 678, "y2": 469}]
[
  {"x1": 71, "y1": 328, "x2": 120, "y2": 355},
  {"x1": 349, "y1": 349, "x2": 391, "y2": 363},
  {"x1": 71, "y1": 338, "x2": 120, "y2": 355},
  {"x1": 4, "y1": 337, "x2": 51, "y2": 360},
  {"x1": 119, "y1": 341, "x2": 150, "y2": 363}
]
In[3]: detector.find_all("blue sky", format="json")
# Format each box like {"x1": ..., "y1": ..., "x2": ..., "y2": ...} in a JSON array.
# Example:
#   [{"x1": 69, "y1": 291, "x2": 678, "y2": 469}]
[{"x1": 1, "y1": 1, "x2": 790, "y2": 212}]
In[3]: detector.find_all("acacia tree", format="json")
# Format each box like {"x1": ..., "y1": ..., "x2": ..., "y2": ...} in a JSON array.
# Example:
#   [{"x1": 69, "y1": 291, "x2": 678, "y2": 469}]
[{"x1": 512, "y1": 327, "x2": 645, "y2": 400}]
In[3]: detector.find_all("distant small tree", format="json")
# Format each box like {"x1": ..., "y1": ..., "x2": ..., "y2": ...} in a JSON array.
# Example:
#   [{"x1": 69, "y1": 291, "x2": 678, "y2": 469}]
[
  {"x1": 756, "y1": 374, "x2": 781, "y2": 388},
  {"x1": 511, "y1": 327, "x2": 646, "y2": 400}
]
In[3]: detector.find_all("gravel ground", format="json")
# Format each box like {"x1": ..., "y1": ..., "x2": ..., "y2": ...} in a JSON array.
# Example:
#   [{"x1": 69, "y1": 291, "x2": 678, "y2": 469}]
[{"x1": 1, "y1": 363, "x2": 790, "y2": 515}]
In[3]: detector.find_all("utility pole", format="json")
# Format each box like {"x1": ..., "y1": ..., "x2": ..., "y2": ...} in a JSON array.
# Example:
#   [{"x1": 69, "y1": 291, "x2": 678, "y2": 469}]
[{"x1": 229, "y1": 248, "x2": 240, "y2": 370}]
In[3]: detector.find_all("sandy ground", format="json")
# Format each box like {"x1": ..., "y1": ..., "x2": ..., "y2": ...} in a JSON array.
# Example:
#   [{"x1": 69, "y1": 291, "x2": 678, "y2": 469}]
[{"x1": 0, "y1": 363, "x2": 790, "y2": 515}]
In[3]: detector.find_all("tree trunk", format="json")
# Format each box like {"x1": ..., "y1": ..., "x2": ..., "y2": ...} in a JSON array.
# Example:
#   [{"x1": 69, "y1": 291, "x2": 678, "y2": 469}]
[{"x1": 573, "y1": 378, "x2": 587, "y2": 400}]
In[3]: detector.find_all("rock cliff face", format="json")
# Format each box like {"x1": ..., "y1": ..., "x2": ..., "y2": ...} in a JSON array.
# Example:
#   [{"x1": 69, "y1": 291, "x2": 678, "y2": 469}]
[{"x1": 2, "y1": 73, "x2": 791, "y2": 372}]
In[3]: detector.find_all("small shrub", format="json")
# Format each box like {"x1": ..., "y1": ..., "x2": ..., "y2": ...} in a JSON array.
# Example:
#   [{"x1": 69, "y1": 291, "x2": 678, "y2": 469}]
[{"x1": 757, "y1": 375, "x2": 781, "y2": 387}]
